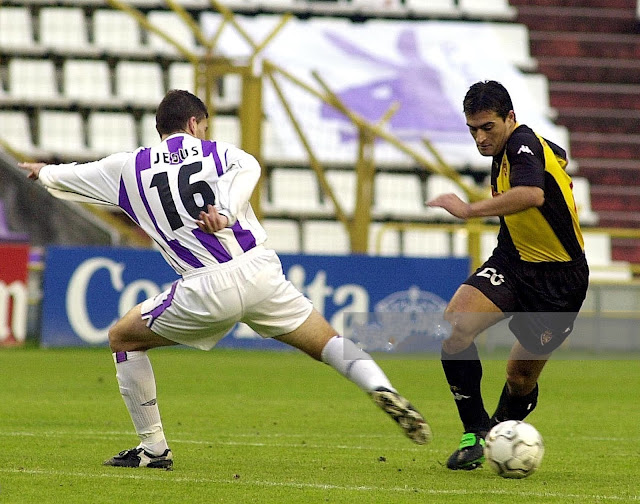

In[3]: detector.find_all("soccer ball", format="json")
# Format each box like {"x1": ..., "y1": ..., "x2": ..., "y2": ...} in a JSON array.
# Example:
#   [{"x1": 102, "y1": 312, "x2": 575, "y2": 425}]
[{"x1": 484, "y1": 420, "x2": 544, "y2": 479}]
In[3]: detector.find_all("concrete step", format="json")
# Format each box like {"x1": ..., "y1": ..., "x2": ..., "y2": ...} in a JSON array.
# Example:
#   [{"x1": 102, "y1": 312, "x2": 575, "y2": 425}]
[
  {"x1": 571, "y1": 132, "x2": 640, "y2": 160},
  {"x1": 591, "y1": 185, "x2": 640, "y2": 212},
  {"x1": 530, "y1": 32, "x2": 640, "y2": 59},
  {"x1": 550, "y1": 82, "x2": 640, "y2": 110},
  {"x1": 517, "y1": 6, "x2": 637, "y2": 33},
  {"x1": 510, "y1": 0, "x2": 636, "y2": 8},
  {"x1": 537, "y1": 56, "x2": 640, "y2": 84},
  {"x1": 577, "y1": 159, "x2": 640, "y2": 186},
  {"x1": 556, "y1": 107, "x2": 640, "y2": 133}
]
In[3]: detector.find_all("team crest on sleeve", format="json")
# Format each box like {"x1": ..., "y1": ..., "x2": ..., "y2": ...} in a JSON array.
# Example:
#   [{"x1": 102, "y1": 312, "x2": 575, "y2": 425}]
[{"x1": 517, "y1": 145, "x2": 534, "y2": 156}]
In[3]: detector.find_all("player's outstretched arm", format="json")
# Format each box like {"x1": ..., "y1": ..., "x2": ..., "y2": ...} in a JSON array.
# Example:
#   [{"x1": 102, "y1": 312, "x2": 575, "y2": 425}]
[{"x1": 18, "y1": 162, "x2": 47, "y2": 180}]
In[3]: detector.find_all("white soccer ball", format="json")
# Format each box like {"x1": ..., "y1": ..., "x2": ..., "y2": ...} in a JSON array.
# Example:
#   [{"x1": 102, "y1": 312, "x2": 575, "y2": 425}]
[{"x1": 484, "y1": 420, "x2": 544, "y2": 479}]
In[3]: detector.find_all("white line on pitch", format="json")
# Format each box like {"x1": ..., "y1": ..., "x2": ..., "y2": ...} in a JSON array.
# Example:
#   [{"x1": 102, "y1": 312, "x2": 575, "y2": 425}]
[{"x1": 0, "y1": 468, "x2": 637, "y2": 501}]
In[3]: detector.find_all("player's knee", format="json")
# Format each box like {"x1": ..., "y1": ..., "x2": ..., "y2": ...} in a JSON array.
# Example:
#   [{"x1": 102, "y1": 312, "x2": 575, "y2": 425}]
[
  {"x1": 107, "y1": 325, "x2": 125, "y2": 352},
  {"x1": 442, "y1": 309, "x2": 477, "y2": 354}
]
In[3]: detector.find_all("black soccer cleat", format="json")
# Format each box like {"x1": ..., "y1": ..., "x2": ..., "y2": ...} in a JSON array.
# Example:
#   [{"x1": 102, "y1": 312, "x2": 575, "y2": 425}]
[
  {"x1": 370, "y1": 387, "x2": 432, "y2": 445},
  {"x1": 447, "y1": 432, "x2": 486, "y2": 470},
  {"x1": 103, "y1": 447, "x2": 173, "y2": 470}
]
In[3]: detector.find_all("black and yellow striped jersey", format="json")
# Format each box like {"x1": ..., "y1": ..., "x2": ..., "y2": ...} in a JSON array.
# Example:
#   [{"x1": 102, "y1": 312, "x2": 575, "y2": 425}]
[{"x1": 491, "y1": 124, "x2": 585, "y2": 263}]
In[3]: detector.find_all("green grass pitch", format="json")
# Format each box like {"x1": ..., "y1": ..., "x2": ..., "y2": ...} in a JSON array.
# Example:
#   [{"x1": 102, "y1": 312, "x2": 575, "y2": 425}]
[{"x1": 0, "y1": 346, "x2": 638, "y2": 503}]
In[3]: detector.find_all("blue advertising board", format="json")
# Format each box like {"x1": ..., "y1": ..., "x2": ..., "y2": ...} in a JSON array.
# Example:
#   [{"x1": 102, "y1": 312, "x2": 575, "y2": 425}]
[{"x1": 40, "y1": 245, "x2": 469, "y2": 350}]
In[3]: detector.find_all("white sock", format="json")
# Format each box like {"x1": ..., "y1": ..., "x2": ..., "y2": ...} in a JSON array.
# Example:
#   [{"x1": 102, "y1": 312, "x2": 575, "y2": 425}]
[
  {"x1": 113, "y1": 351, "x2": 169, "y2": 455},
  {"x1": 320, "y1": 335, "x2": 395, "y2": 393}
]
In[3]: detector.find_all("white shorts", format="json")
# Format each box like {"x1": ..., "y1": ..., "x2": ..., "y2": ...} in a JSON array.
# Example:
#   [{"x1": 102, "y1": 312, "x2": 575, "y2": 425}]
[{"x1": 140, "y1": 246, "x2": 313, "y2": 350}]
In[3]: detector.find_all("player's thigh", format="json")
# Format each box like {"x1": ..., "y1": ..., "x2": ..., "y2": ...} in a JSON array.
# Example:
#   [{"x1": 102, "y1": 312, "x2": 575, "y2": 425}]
[
  {"x1": 505, "y1": 341, "x2": 550, "y2": 394},
  {"x1": 443, "y1": 284, "x2": 505, "y2": 353},
  {"x1": 274, "y1": 308, "x2": 337, "y2": 360},
  {"x1": 109, "y1": 303, "x2": 177, "y2": 352}
]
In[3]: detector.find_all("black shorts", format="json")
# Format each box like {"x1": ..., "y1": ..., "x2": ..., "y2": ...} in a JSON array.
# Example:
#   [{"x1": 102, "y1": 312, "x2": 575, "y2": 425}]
[{"x1": 464, "y1": 251, "x2": 589, "y2": 354}]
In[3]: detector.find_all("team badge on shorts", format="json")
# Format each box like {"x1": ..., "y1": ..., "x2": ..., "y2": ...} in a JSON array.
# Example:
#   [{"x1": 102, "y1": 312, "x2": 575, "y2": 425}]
[{"x1": 540, "y1": 329, "x2": 553, "y2": 346}]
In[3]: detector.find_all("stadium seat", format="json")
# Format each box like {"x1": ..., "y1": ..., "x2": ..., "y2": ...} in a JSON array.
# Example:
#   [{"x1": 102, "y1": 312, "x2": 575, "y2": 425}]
[
  {"x1": 63, "y1": 59, "x2": 114, "y2": 105},
  {"x1": 267, "y1": 168, "x2": 331, "y2": 215},
  {"x1": 523, "y1": 73, "x2": 557, "y2": 120},
  {"x1": 0, "y1": 7, "x2": 42, "y2": 53},
  {"x1": 8, "y1": 59, "x2": 63, "y2": 103},
  {"x1": 141, "y1": 113, "x2": 160, "y2": 147},
  {"x1": 490, "y1": 23, "x2": 537, "y2": 71},
  {"x1": 39, "y1": 7, "x2": 95, "y2": 54},
  {"x1": 458, "y1": 0, "x2": 517, "y2": 20},
  {"x1": 262, "y1": 218, "x2": 301, "y2": 253},
  {"x1": 373, "y1": 172, "x2": 425, "y2": 219},
  {"x1": 93, "y1": 10, "x2": 147, "y2": 56},
  {"x1": 87, "y1": 112, "x2": 138, "y2": 155},
  {"x1": 325, "y1": 170, "x2": 356, "y2": 214},
  {"x1": 212, "y1": 115, "x2": 241, "y2": 146},
  {"x1": 302, "y1": 220, "x2": 349, "y2": 255},
  {"x1": 583, "y1": 232, "x2": 632, "y2": 282},
  {"x1": 425, "y1": 174, "x2": 475, "y2": 221},
  {"x1": 0, "y1": 110, "x2": 38, "y2": 155},
  {"x1": 146, "y1": 10, "x2": 198, "y2": 56},
  {"x1": 405, "y1": 0, "x2": 459, "y2": 17},
  {"x1": 168, "y1": 62, "x2": 196, "y2": 93},
  {"x1": 38, "y1": 110, "x2": 86, "y2": 157},
  {"x1": 403, "y1": 229, "x2": 452, "y2": 257},
  {"x1": 572, "y1": 176, "x2": 600, "y2": 226},
  {"x1": 368, "y1": 222, "x2": 401, "y2": 256},
  {"x1": 115, "y1": 61, "x2": 165, "y2": 106}
]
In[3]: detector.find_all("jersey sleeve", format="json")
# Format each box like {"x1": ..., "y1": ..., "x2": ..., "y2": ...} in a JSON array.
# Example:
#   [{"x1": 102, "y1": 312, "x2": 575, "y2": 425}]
[
  {"x1": 214, "y1": 144, "x2": 261, "y2": 227},
  {"x1": 37, "y1": 152, "x2": 130, "y2": 206},
  {"x1": 506, "y1": 129, "x2": 545, "y2": 190}
]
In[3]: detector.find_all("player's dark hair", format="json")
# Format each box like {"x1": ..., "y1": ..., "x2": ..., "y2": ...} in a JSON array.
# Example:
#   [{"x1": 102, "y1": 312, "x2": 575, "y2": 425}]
[
  {"x1": 156, "y1": 89, "x2": 209, "y2": 136},
  {"x1": 463, "y1": 80, "x2": 514, "y2": 120}
]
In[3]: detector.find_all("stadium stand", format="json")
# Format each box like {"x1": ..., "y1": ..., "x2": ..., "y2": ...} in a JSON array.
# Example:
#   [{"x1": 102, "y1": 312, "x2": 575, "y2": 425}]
[
  {"x1": 1, "y1": 0, "x2": 636, "y2": 275},
  {"x1": 511, "y1": 0, "x2": 640, "y2": 267}
]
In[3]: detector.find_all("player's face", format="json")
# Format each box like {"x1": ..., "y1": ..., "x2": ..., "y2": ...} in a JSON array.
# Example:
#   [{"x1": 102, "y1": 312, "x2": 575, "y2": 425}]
[
  {"x1": 465, "y1": 109, "x2": 516, "y2": 157},
  {"x1": 194, "y1": 118, "x2": 209, "y2": 140}
]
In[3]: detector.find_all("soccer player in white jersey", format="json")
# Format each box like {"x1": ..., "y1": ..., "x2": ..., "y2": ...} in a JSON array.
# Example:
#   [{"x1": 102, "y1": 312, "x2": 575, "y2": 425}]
[{"x1": 19, "y1": 89, "x2": 430, "y2": 470}]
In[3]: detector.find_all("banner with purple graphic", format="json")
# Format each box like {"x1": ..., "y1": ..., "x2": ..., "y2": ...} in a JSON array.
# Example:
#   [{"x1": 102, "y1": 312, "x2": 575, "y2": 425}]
[
  {"x1": 200, "y1": 16, "x2": 561, "y2": 168},
  {"x1": 39, "y1": 245, "x2": 468, "y2": 349}
]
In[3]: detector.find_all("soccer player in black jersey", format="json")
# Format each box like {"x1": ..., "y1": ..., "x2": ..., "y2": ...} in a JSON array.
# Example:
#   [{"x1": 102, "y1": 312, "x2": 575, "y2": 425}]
[{"x1": 427, "y1": 80, "x2": 589, "y2": 470}]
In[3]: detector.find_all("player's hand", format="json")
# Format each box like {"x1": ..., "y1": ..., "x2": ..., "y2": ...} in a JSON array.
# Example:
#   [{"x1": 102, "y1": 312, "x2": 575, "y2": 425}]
[
  {"x1": 426, "y1": 193, "x2": 471, "y2": 220},
  {"x1": 197, "y1": 204, "x2": 228, "y2": 233},
  {"x1": 18, "y1": 162, "x2": 46, "y2": 180}
]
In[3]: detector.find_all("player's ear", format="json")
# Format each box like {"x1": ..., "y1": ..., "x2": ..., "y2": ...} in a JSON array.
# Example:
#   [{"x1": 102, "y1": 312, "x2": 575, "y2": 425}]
[{"x1": 186, "y1": 116, "x2": 199, "y2": 135}]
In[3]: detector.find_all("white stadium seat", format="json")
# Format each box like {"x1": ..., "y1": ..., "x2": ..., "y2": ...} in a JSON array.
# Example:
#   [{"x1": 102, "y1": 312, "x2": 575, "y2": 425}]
[
  {"x1": 325, "y1": 170, "x2": 356, "y2": 214},
  {"x1": 458, "y1": 0, "x2": 517, "y2": 20},
  {"x1": 491, "y1": 23, "x2": 537, "y2": 71},
  {"x1": 302, "y1": 220, "x2": 349, "y2": 255},
  {"x1": 141, "y1": 113, "x2": 160, "y2": 147},
  {"x1": 373, "y1": 172, "x2": 425, "y2": 219},
  {"x1": 168, "y1": 62, "x2": 196, "y2": 93},
  {"x1": 0, "y1": 110, "x2": 37, "y2": 154},
  {"x1": 405, "y1": 0, "x2": 459, "y2": 17},
  {"x1": 115, "y1": 61, "x2": 165, "y2": 106},
  {"x1": 39, "y1": 7, "x2": 93, "y2": 53},
  {"x1": 425, "y1": 174, "x2": 475, "y2": 221},
  {"x1": 88, "y1": 112, "x2": 138, "y2": 154},
  {"x1": 262, "y1": 219, "x2": 301, "y2": 254},
  {"x1": 212, "y1": 115, "x2": 241, "y2": 146},
  {"x1": 0, "y1": 7, "x2": 40, "y2": 52},
  {"x1": 146, "y1": 10, "x2": 198, "y2": 56},
  {"x1": 93, "y1": 10, "x2": 146, "y2": 55},
  {"x1": 8, "y1": 59, "x2": 61, "y2": 102},
  {"x1": 38, "y1": 110, "x2": 85, "y2": 156},
  {"x1": 267, "y1": 168, "x2": 331, "y2": 215},
  {"x1": 63, "y1": 60, "x2": 113, "y2": 104},
  {"x1": 571, "y1": 177, "x2": 600, "y2": 226}
]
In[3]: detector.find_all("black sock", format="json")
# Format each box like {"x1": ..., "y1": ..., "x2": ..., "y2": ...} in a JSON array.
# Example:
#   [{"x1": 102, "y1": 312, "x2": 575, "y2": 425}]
[
  {"x1": 441, "y1": 343, "x2": 490, "y2": 435},
  {"x1": 490, "y1": 382, "x2": 539, "y2": 429}
]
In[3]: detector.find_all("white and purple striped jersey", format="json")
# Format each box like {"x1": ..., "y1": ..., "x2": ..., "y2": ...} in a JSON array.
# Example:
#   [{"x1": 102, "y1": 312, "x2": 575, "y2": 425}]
[{"x1": 38, "y1": 134, "x2": 267, "y2": 275}]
